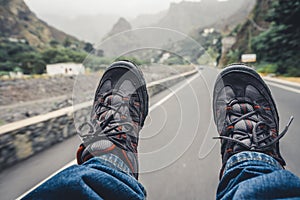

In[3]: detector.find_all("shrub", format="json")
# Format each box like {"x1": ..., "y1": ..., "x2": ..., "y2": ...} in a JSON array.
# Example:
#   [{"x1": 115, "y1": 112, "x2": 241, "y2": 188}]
[{"x1": 256, "y1": 63, "x2": 278, "y2": 74}]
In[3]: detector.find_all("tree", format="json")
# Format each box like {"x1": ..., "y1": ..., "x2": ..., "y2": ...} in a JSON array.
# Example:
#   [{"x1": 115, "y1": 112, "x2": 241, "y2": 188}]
[
  {"x1": 84, "y1": 42, "x2": 94, "y2": 53},
  {"x1": 42, "y1": 48, "x2": 87, "y2": 64},
  {"x1": 15, "y1": 52, "x2": 46, "y2": 74},
  {"x1": 50, "y1": 40, "x2": 60, "y2": 48},
  {"x1": 63, "y1": 37, "x2": 72, "y2": 47},
  {"x1": 252, "y1": 0, "x2": 300, "y2": 75},
  {"x1": 0, "y1": 40, "x2": 43, "y2": 74},
  {"x1": 0, "y1": 40, "x2": 89, "y2": 75}
]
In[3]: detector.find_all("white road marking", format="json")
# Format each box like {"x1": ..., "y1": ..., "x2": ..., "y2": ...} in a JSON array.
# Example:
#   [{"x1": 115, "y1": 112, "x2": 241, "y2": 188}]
[
  {"x1": 16, "y1": 72, "x2": 200, "y2": 199},
  {"x1": 16, "y1": 160, "x2": 76, "y2": 200},
  {"x1": 266, "y1": 81, "x2": 300, "y2": 94},
  {"x1": 263, "y1": 76, "x2": 300, "y2": 88},
  {"x1": 149, "y1": 73, "x2": 201, "y2": 112}
]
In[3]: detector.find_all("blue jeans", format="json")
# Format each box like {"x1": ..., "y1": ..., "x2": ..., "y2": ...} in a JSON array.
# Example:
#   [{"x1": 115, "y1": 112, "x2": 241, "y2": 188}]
[
  {"x1": 217, "y1": 151, "x2": 300, "y2": 199},
  {"x1": 23, "y1": 155, "x2": 146, "y2": 200},
  {"x1": 24, "y1": 152, "x2": 300, "y2": 199}
]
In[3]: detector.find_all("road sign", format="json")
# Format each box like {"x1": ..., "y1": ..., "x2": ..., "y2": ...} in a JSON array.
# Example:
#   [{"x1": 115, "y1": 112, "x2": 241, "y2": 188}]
[{"x1": 241, "y1": 54, "x2": 256, "y2": 63}]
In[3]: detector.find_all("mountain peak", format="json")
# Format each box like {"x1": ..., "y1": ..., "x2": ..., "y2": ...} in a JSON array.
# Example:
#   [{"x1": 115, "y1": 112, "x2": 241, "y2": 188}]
[{"x1": 107, "y1": 17, "x2": 132, "y2": 37}]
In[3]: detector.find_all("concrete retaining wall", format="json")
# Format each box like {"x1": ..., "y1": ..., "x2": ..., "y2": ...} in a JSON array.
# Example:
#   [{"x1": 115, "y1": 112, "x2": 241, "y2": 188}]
[{"x1": 0, "y1": 69, "x2": 197, "y2": 171}]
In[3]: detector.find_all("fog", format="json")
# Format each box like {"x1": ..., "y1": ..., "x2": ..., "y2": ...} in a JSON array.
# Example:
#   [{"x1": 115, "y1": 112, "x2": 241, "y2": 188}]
[{"x1": 24, "y1": 0, "x2": 194, "y2": 18}]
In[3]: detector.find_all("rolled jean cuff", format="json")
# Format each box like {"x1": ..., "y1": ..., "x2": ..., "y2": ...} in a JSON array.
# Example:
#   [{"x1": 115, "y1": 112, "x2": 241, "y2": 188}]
[
  {"x1": 223, "y1": 151, "x2": 283, "y2": 173},
  {"x1": 85, "y1": 154, "x2": 132, "y2": 176}
]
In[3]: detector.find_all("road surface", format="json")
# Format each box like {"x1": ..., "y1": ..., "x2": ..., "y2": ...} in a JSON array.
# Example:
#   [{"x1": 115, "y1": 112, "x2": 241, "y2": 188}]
[{"x1": 1, "y1": 66, "x2": 300, "y2": 200}]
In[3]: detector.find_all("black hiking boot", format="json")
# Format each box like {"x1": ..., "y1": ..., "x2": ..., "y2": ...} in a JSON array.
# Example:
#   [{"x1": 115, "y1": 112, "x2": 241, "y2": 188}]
[
  {"x1": 213, "y1": 64, "x2": 293, "y2": 175},
  {"x1": 77, "y1": 60, "x2": 149, "y2": 179}
]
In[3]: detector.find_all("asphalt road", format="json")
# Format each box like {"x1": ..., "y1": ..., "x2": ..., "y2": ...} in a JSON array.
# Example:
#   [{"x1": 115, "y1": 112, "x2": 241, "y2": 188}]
[{"x1": 1, "y1": 66, "x2": 300, "y2": 200}]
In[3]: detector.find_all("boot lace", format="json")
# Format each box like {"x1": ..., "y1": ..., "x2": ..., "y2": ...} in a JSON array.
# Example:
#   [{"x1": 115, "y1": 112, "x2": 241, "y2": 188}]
[
  {"x1": 78, "y1": 90, "x2": 139, "y2": 152},
  {"x1": 213, "y1": 99, "x2": 293, "y2": 150}
]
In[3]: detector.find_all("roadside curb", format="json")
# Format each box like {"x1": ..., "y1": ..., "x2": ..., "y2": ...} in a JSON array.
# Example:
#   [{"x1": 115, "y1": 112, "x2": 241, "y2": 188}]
[
  {"x1": 263, "y1": 76, "x2": 300, "y2": 88},
  {"x1": 0, "y1": 68, "x2": 198, "y2": 171}
]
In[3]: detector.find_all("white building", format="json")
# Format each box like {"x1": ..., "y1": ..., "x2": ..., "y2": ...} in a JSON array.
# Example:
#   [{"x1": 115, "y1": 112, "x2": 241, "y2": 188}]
[
  {"x1": 46, "y1": 63, "x2": 85, "y2": 76},
  {"x1": 159, "y1": 52, "x2": 170, "y2": 63}
]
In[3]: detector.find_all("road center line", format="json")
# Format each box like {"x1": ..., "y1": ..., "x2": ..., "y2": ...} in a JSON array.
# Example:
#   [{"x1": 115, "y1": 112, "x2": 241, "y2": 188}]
[
  {"x1": 16, "y1": 72, "x2": 200, "y2": 200},
  {"x1": 149, "y1": 72, "x2": 200, "y2": 112}
]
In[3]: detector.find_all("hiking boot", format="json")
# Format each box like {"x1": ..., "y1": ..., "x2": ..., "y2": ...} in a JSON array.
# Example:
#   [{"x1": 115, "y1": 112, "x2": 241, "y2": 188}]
[
  {"x1": 77, "y1": 60, "x2": 149, "y2": 179},
  {"x1": 213, "y1": 64, "x2": 293, "y2": 172}
]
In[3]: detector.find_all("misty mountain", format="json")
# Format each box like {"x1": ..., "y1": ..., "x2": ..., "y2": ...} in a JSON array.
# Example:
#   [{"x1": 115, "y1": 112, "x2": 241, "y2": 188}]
[
  {"x1": 153, "y1": 0, "x2": 256, "y2": 34},
  {"x1": 98, "y1": 0, "x2": 255, "y2": 61},
  {"x1": 0, "y1": 0, "x2": 81, "y2": 48},
  {"x1": 38, "y1": 13, "x2": 119, "y2": 43},
  {"x1": 105, "y1": 17, "x2": 132, "y2": 38},
  {"x1": 31, "y1": 0, "x2": 255, "y2": 43},
  {"x1": 131, "y1": 10, "x2": 167, "y2": 28}
]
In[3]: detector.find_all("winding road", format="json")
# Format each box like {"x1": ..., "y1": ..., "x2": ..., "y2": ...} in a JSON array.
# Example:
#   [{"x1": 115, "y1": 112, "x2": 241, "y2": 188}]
[{"x1": 1, "y1": 66, "x2": 300, "y2": 200}]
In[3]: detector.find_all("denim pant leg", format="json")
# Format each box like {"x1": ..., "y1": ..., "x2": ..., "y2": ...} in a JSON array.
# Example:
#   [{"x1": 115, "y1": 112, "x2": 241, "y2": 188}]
[
  {"x1": 23, "y1": 155, "x2": 146, "y2": 200},
  {"x1": 216, "y1": 151, "x2": 300, "y2": 200}
]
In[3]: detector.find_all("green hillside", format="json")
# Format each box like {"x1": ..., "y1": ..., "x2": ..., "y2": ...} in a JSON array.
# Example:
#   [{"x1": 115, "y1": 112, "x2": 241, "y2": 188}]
[
  {"x1": 222, "y1": 0, "x2": 300, "y2": 76},
  {"x1": 0, "y1": 0, "x2": 91, "y2": 75}
]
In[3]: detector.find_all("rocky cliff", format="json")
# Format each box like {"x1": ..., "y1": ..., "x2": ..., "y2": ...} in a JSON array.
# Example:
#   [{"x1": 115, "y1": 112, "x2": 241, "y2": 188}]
[{"x1": 0, "y1": 0, "x2": 81, "y2": 48}]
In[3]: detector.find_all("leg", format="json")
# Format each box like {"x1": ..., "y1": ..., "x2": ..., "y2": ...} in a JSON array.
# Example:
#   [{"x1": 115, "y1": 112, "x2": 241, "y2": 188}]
[
  {"x1": 23, "y1": 60, "x2": 149, "y2": 199},
  {"x1": 217, "y1": 152, "x2": 300, "y2": 199},
  {"x1": 24, "y1": 157, "x2": 146, "y2": 200},
  {"x1": 213, "y1": 64, "x2": 300, "y2": 199}
]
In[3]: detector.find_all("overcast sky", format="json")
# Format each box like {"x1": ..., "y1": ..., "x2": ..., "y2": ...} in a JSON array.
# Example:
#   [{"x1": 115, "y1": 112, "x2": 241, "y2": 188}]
[{"x1": 25, "y1": 0, "x2": 204, "y2": 18}]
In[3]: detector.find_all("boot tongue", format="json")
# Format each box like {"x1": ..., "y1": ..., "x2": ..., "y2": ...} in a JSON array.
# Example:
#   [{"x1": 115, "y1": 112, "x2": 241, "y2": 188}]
[
  {"x1": 232, "y1": 102, "x2": 254, "y2": 114},
  {"x1": 230, "y1": 103, "x2": 257, "y2": 151},
  {"x1": 98, "y1": 94, "x2": 126, "y2": 130},
  {"x1": 232, "y1": 120, "x2": 253, "y2": 151}
]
